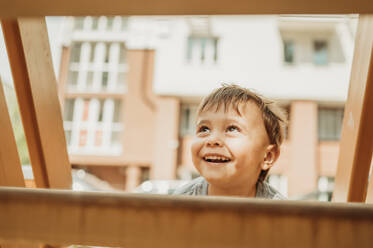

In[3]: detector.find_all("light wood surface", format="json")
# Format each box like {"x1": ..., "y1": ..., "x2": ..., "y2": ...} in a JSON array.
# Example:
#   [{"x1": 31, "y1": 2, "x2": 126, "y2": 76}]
[
  {"x1": 0, "y1": 187, "x2": 373, "y2": 247},
  {"x1": 333, "y1": 15, "x2": 373, "y2": 202},
  {"x1": 1, "y1": 18, "x2": 72, "y2": 189},
  {"x1": 367, "y1": 170, "x2": 373, "y2": 203},
  {"x1": 0, "y1": 81, "x2": 39, "y2": 248},
  {"x1": 0, "y1": 79, "x2": 25, "y2": 187},
  {"x1": 57, "y1": 46, "x2": 70, "y2": 109},
  {"x1": 0, "y1": 0, "x2": 373, "y2": 16}
]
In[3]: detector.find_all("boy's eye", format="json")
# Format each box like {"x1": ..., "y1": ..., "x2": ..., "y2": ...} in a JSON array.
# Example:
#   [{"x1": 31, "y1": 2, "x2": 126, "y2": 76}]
[
  {"x1": 197, "y1": 126, "x2": 210, "y2": 133},
  {"x1": 227, "y1": 125, "x2": 240, "y2": 132}
]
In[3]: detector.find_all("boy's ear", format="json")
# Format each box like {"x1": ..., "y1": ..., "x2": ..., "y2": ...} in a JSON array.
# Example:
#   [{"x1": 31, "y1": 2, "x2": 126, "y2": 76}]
[{"x1": 262, "y1": 144, "x2": 280, "y2": 170}]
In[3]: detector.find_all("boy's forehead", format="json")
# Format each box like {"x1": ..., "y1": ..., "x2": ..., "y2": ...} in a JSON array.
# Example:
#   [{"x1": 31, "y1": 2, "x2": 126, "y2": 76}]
[
  {"x1": 196, "y1": 101, "x2": 263, "y2": 123},
  {"x1": 198, "y1": 101, "x2": 260, "y2": 116}
]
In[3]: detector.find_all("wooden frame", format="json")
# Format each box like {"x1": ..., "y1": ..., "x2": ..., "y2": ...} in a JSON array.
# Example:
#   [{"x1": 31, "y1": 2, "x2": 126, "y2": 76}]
[
  {"x1": 1, "y1": 187, "x2": 373, "y2": 248},
  {"x1": 0, "y1": 79, "x2": 24, "y2": 187},
  {"x1": 1, "y1": 18, "x2": 72, "y2": 189},
  {"x1": 1, "y1": 0, "x2": 373, "y2": 247},
  {"x1": 333, "y1": 15, "x2": 373, "y2": 203},
  {"x1": 0, "y1": 0, "x2": 373, "y2": 16}
]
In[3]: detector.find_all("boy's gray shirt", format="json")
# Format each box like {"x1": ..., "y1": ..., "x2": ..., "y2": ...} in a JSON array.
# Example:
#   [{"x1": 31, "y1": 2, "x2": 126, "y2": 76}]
[{"x1": 173, "y1": 176, "x2": 286, "y2": 200}]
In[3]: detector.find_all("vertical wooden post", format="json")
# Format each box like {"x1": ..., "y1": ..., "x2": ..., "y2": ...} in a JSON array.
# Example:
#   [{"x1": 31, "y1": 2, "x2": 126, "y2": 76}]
[
  {"x1": 366, "y1": 165, "x2": 373, "y2": 203},
  {"x1": 0, "y1": 78, "x2": 25, "y2": 187},
  {"x1": 333, "y1": 15, "x2": 373, "y2": 202},
  {"x1": 1, "y1": 18, "x2": 72, "y2": 189}
]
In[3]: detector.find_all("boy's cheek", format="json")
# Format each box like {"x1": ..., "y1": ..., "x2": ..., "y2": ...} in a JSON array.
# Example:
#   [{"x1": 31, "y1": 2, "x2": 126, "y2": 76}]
[{"x1": 190, "y1": 139, "x2": 202, "y2": 156}]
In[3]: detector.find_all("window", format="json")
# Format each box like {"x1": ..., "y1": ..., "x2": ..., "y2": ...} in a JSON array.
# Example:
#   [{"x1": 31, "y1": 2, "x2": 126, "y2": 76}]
[
  {"x1": 107, "y1": 17, "x2": 114, "y2": 30},
  {"x1": 86, "y1": 71, "x2": 94, "y2": 89},
  {"x1": 92, "y1": 17, "x2": 99, "y2": 30},
  {"x1": 64, "y1": 99, "x2": 76, "y2": 121},
  {"x1": 179, "y1": 104, "x2": 198, "y2": 136},
  {"x1": 313, "y1": 40, "x2": 328, "y2": 65},
  {"x1": 70, "y1": 42, "x2": 82, "y2": 63},
  {"x1": 73, "y1": 17, "x2": 84, "y2": 30},
  {"x1": 187, "y1": 36, "x2": 219, "y2": 63},
  {"x1": 119, "y1": 43, "x2": 126, "y2": 64},
  {"x1": 89, "y1": 42, "x2": 97, "y2": 62},
  {"x1": 67, "y1": 71, "x2": 78, "y2": 90},
  {"x1": 104, "y1": 43, "x2": 111, "y2": 63},
  {"x1": 64, "y1": 98, "x2": 124, "y2": 154},
  {"x1": 283, "y1": 40, "x2": 295, "y2": 64},
  {"x1": 65, "y1": 130, "x2": 72, "y2": 146},
  {"x1": 117, "y1": 72, "x2": 126, "y2": 90},
  {"x1": 121, "y1": 17, "x2": 129, "y2": 30},
  {"x1": 279, "y1": 31, "x2": 340, "y2": 65},
  {"x1": 64, "y1": 17, "x2": 127, "y2": 154},
  {"x1": 97, "y1": 99, "x2": 105, "y2": 122},
  {"x1": 113, "y1": 100, "x2": 122, "y2": 123},
  {"x1": 318, "y1": 107, "x2": 344, "y2": 141},
  {"x1": 101, "y1": 72, "x2": 109, "y2": 89},
  {"x1": 69, "y1": 41, "x2": 126, "y2": 92},
  {"x1": 318, "y1": 176, "x2": 334, "y2": 202}
]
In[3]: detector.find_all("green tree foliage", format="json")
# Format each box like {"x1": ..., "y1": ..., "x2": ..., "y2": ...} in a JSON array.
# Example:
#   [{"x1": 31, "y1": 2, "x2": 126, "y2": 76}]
[{"x1": 2, "y1": 83, "x2": 30, "y2": 165}]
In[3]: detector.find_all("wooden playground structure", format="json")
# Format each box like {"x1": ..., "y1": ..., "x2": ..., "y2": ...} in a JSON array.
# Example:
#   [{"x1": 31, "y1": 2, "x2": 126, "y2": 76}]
[{"x1": 0, "y1": 0, "x2": 373, "y2": 247}]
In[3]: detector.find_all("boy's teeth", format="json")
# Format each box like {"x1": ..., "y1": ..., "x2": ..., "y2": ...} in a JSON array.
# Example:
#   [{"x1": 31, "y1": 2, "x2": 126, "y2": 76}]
[{"x1": 204, "y1": 155, "x2": 230, "y2": 162}]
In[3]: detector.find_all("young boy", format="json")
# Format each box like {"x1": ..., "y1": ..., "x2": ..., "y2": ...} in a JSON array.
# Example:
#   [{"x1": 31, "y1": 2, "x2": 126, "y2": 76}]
[{"x1": 174, "y1": 84, "x2": 287, "y2": 199}]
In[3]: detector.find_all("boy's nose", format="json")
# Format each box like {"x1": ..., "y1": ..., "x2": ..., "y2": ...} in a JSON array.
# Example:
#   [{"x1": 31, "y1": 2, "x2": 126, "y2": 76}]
[{"x1": 206, "y1": 135, "x2": 223, "y2": 147}]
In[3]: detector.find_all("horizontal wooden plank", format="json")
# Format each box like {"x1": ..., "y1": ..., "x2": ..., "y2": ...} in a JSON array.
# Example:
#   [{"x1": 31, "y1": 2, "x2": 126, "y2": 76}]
[
  {"x1": 0, "y1": 0, "x2": 373, "y2": 16},
  {"x1": 0, "y1": 187, "x2": 373, "y2": 248}
]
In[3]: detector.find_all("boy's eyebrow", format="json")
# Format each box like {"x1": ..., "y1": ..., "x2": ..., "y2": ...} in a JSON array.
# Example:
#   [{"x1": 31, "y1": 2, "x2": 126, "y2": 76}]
[
  {"x1": 224, "y1": 117, "x2": 248, "y2": 127},
  {"x1": 196, "y1": 119, "x2": 210, "y2": 126},
  {"x1": 196, "y1": 117, "x2": 245, "y2": 126}
]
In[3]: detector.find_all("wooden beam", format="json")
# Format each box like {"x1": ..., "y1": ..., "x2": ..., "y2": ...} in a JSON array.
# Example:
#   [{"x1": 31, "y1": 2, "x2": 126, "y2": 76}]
[
  {"x1": 367, "y1": 171, "x2": 373, "y2": 203},
  {"x1": 0, "y1": 187, "x2": 373, "y2": 248},
  {"x1": 1, "y1": 18, "x2": 72, "y2": 189},
  {"x1": 0, "y1": 0, "x2": 373, "y2": 16},
  {"x1": 0, "y1": 79, "x2": 25, "y2": 187},
  {"x1": 57, "y1": 46, "x2": 70, "y2": 109},
  {"x1": 333, "y1": 15, "x2": 373, "y2": 202},
  {"x1": 0, "y1": 82, "x2": 41, "y2": 248}
]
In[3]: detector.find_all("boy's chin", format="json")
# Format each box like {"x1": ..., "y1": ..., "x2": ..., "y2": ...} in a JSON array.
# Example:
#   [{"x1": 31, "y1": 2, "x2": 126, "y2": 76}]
[{"x1": 202, "y1": 173, "x2": 233, "y2": 186}]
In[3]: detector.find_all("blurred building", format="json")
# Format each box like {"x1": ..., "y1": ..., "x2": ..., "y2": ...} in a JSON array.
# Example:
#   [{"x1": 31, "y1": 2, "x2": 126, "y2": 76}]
[{"x1": 56, "y1": 15, "x2": 357, "y2": 199}]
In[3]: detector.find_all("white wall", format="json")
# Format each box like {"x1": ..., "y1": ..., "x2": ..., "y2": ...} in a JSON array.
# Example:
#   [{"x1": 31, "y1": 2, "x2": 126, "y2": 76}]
[
  {"x1": 1, "y1": 15, "x2": 353, "y2": 102},
  {"x1": 152, "y1": 16, "x2": 355, "y2": 102}
]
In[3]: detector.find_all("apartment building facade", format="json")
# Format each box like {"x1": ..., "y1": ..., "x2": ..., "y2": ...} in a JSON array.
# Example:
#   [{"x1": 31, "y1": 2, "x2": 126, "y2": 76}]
[{"x1": 57, "y1": 15, "x2": 356, "y2": 199}]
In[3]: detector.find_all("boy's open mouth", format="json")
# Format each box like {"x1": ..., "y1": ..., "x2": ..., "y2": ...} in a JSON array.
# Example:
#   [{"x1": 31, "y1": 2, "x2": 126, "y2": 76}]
[{"x1": 203, "y1": 155, "x2": 231, "y2": 163}]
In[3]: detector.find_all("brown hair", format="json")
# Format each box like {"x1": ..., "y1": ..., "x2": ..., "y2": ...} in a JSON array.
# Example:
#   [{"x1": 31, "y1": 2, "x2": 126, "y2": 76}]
[{"x1": 197, "y1": 84, "x2": 288, "y2": 182}]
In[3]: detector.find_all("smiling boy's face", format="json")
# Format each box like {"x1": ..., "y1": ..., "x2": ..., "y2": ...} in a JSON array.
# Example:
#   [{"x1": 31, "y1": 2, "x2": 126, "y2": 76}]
[{"x1": 191, "y1": 101, "x2": 273, "y2": 192}]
